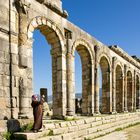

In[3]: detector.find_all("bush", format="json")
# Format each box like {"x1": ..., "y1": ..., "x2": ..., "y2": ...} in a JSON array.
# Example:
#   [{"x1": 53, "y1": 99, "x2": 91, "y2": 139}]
[
  {"x1": 20, "y1": 123, "x2": 33, "y2": 132},
  {"x1": 2, "y1": 132, "x2": 13, "y2": 140}
]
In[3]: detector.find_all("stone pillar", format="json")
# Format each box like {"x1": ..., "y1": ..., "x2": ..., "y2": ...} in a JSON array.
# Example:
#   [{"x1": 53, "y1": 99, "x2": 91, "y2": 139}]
[
  {"x1": 94, "y1": 46, "x2": 100, "y2": 114},
  {"x1": 88, "y1": 62, "x2": 95, "y2": 115},
  {"x1": 52, "y1": 52, "x2": 67, "y2": 119},
  {"x1": 138, "y1": 82, "x2": 140, "y2": 109},
  {"x1": 65, "y1": 31, "x2": 75, "y2": 116},
  {"x1": 122, "y1": 74, "x2": 125, "y2": 112},
  {"x1": 15, "y1": 0, "x2": 31, "y2": 119},
  {"x1": 112, "y1": 57, "x2": 117, "y2": 113},
  {"x1": 18, "y1": 77, "x2": 29, "y2": 118},
  {"x1": 109, "y1": 69, "x2": 113, "y2": 113},
  {"x1": 124, "y1": 65, "x2": 128, "y2": 112},
  {"x1": 66, "y1": 51, "x2": 75, "y2": 116},
  {"x1": 40, "y1": 88, "x2": 48, "y2": 102},
  {"x1": 133, "y1": 71, "x2": 136, "y2": 111},
  {"x1": 130, "y1": 78, "x2": 134, "y2": 112}
]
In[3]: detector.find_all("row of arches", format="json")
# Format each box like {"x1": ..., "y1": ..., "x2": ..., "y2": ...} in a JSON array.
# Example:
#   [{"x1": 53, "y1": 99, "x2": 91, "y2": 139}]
[{"x1": 25, "y1": 17, "x2": 140, "y2": 118}]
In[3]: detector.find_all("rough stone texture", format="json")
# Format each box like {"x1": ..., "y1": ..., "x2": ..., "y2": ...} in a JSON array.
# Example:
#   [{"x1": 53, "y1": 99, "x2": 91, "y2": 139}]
[
  {"x1": 0, "y1": 0, "x2": 140, "y2": 120},
  {"x1": 13, "y1": 112, "x2": 140, "y2": 140}
]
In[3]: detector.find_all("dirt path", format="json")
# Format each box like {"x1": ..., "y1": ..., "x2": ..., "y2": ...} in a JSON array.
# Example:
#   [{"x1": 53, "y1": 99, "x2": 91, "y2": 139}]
[{"x1": 94, "y1": 124, "x2": 140, "y2": 140}]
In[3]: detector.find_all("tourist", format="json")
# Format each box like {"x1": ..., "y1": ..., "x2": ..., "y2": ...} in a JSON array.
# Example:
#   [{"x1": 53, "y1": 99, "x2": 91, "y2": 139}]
[{"x1": 31, "y1": 94, "x2": 44, "y2": 133}]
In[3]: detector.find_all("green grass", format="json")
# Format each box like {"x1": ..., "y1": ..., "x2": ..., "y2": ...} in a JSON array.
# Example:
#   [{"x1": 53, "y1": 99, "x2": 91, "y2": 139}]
[
  {"x1": 2, "y1": 132, "x2": 12, "y2": 140},
  {"x1": 20, "y1": 123, "x2": 33, "y2": 132},
  {"x1": 64, "y1": 117, "x2": 78, "y2": 121},
  {"x1": 47, "y1": 129, "x2": 54, "y2": 136}
]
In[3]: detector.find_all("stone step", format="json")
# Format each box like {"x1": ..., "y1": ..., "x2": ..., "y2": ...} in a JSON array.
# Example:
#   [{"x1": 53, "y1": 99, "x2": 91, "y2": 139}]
[
  {"x1": 13, "y1": 112, "x2": 140, "y2": 140},
  {"x1": 37, "y1": 114, "x2": 140, "y2": 140}
]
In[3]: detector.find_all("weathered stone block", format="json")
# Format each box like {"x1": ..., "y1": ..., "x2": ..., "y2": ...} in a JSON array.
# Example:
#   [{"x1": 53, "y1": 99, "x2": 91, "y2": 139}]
[
  {"x1": 78, "y1": 129, "x2": 87, "y2": 137},
  {"x1": 5, "y1": 64, "x2": 10, "y2": 75},
  {"x1": 0, "y1": 38, "x2": 9, "y2": 52},
  {"x1": 62, "y1": 134, "x2": 71, "y2": 140},
  {"x1": 68, "y1": 125, "x2": 78, "y2": 132},
  {"x1": 11, "y1": 44, "x2": 18, "y2": 54},
  {"x1": 53, "y1": 127, "x2": 68, "y2": 135},
  {"x1": 0, "y1": 5, "x2": 9, "y2": 30},
  {"x1": 19, "y1": 55, "x2": 28, "y2": 68},
  {"x1": 78, "y1": 123, "x2": 91, "y2": 130},
  {"x1": 11, "y1": 65, "x2": 20, "y2": 76},
  {"x1": 27, "y1": 57, "x2": 32, "y2": 68},
  {"x1": 0, "y1": 51, "x2": 10, "y2": 64},
  {"x1": 12, "y1": 54, "x2": 18, "y2": 65},
  {"x1": 0, "y1": 75, "x2": 10, "y2": 87}
]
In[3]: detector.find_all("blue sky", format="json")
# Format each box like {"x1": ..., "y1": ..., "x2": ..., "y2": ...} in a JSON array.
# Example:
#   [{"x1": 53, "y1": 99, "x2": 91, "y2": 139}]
[{"x1": 33, "y1": 0, "x2": 140, "y2": 95}]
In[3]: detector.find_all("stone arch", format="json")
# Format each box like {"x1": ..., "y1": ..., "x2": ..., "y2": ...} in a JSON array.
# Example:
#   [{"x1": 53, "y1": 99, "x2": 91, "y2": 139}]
[
  {"x1": 71, "y1": 39, "x2": 94, "y2": 60},
  {"x1": 98, "y1": 53, "x2": 111, "y2": 67},
  {"x1": 99, "y1": 55, "x2": 111, "y2": 113},
  {"x1": 136, "y1": 75, "x2": 140, "y2": 109},
  {"x1": 27, "y1": 16, "x2": 65, "y2": 53},
  {"x1": 114, "y1": 62, "x2": 124, "y2": 72},
  {"x1": 127, "y1": 70, "x2": 133, "y2": 112},
  {"x1": 115, "y1": 64, "x2": 123, "y2": 112},
  {"x1": 71, "y1": 39, "x2": 94, "y2": 114},
  {"x1": 27, "y1": 16, "x2": 66, "y2": 118}
]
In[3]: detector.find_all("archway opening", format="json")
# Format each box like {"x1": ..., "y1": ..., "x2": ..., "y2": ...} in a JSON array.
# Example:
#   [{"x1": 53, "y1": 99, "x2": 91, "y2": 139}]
[
  {"x1": 29, "y1": 20, "x2": 65, "y2": 117},
  {"x1": 115, "y1": 65, "x2": 123, "y2": 113},
  {"x1": 75, "y1": 51, "x2": 82, "y2": 114},
  {"x1": 98, "y1": 66, "x2": 102, "y2": 113},
  {"x1": 33, "y1": 30, "x2": 52, "y2": 97},
  {"x1": 127, "y1": 71, "x2": 133, "y2": 112},
  {"x1": 99, "y1": 56, "x2": 110, "y2": 113},
  {"x1": 74, "y1": 45, "x2": 92, "y2": 115},
  {"x1": 136, "y1": 75, "x2": 140, "y2": 109}
]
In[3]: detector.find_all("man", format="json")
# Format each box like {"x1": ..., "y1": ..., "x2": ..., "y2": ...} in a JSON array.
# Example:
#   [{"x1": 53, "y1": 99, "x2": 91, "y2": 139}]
[{"x1": 31, "y1": 94, "x2": 44, "y2": 132}]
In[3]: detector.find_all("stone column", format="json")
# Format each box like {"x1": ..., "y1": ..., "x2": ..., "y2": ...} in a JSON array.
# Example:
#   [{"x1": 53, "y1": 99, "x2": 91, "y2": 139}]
[
  {"x1": 109, "y1": 69, "x2": 113, "y2": 113},
  {"x1": 52, "y1": 51, "x2": 67, "y2": 119},
  {"x1": 138, "y1": 82, "x2": 140, "y2": 110},
  {"x1": 66, "y1": 51, "x2": 75, "y2": 116},
  {"x1": 65, "y1": 31, "x2": 75, "y2": 116},
  {"x1": 130, "y1": 78, "x2": 134, "y2": 112},
  {"x1": 124, "y1": 65, "x2": 128, "y2": 112},
  {"x1": 94, "y1": 46, "x2": 100, "y2": 114},
  {"x1": 133, "y1": 71, "x2": 136, "y2": 111},
  {"x1": 112, "y1": 57, "x2": 117, "y2": 113},
  {"x1": 122, "y1": 74, "x2": 125, "y2": 112},
  {"x1": 88, "y1": 62, "x2": 95, "y2": 115},
  {"x1": 15, "y1": 0, "x2": 31, "y2": 118}
]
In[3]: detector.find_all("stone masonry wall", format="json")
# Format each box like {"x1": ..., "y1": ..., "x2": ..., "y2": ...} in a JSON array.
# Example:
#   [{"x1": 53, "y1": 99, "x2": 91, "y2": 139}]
[{"x1": 0, "y1": 0, "x2": 140, "y2": 120}]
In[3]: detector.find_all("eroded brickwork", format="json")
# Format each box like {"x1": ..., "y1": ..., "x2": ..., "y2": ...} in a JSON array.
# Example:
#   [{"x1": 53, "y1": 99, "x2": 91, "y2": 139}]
[{"x1": 0, "y1": 0, "x2": 140, "y2": 119}]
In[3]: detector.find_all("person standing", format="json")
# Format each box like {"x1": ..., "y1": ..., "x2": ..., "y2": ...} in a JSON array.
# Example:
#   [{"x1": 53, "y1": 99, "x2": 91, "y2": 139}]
[{"x1": 31, "y1": 94, "x2": 44, "y2": 132}]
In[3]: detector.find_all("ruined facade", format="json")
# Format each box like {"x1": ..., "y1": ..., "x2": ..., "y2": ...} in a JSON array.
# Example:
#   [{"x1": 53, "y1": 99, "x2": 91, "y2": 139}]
[{"x1": 0, "y1": 0, "x2": 140, "y2": 119}]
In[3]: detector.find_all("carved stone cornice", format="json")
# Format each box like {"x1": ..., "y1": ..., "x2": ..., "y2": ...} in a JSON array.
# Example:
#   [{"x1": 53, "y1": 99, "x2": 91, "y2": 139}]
[
  {"x1": 36, "y1": 0, "x2": 68, "y2": 18},
  {"x1": 109, "y1": 45, "x2": 140, "y2": 69}
]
